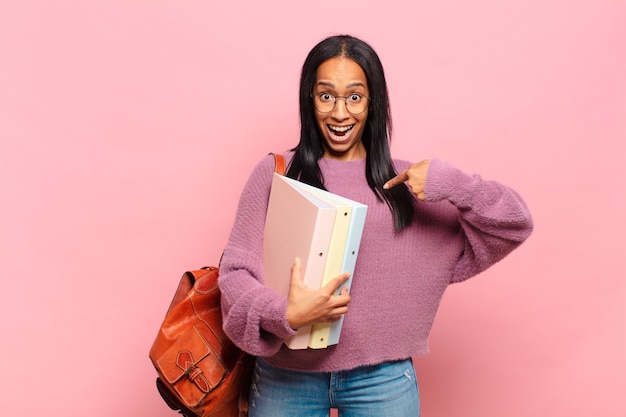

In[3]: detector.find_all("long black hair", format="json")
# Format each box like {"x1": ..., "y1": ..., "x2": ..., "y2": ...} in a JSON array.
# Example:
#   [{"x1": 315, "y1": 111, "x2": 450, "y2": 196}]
[{"x1": 287, "y1": 34, "x2": 415, "y2": 231}]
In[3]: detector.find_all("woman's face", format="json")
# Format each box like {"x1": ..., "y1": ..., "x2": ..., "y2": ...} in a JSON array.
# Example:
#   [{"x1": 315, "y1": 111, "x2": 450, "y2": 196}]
[{"x1": 313, "y1": 57, "x2": 369, "y2": 161}]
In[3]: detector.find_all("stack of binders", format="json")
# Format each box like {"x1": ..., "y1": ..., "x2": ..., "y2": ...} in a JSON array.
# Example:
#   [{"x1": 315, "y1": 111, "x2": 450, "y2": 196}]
[{"x1": 263, "y1": 173, "x2": 368, "y2": 349}]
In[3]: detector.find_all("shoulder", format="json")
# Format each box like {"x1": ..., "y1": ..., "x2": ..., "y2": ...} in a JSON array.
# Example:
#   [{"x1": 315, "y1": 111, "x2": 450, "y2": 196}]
[
  {"x1": 238, "y1": 151, "x2": 295, "y2": 196},
  {"x1": 247, "y1": 151, "x2": 294, "y2": 177}
]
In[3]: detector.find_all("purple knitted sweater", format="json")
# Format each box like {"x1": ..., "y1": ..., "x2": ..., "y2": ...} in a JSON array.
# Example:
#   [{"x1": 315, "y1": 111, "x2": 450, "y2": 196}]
[{"x1": 218, "y1": 152, "x2": 533, "y2": 372}]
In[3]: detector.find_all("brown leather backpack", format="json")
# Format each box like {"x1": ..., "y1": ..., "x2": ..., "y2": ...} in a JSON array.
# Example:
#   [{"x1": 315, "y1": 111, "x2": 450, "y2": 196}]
[
  {"x1": 149, "y1": 154, "x2": 285, "y2": 416},
  {"x1": 150, "y1": 267, "x2": 253, "y2": 416}
]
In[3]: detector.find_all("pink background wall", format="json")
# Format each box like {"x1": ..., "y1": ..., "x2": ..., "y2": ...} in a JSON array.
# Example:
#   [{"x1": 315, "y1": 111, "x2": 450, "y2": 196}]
[{"x1": 1, "y1": 1, "x2": 624, "y2": 416}]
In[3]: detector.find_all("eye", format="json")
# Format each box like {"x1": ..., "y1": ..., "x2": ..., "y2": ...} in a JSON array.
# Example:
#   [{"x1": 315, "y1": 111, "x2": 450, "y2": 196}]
[
  {"x1": 348, "y1": 93, "x2": 362, "y2": 104},
  {"x1": 318, "y1": 92, "x2": 334, "y2": 103}
]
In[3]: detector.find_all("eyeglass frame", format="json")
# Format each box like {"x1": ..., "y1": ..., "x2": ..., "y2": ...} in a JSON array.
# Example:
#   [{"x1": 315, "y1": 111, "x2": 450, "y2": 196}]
[{"x1": 311, "y1": 92, "x2": 371, "y2": 115}]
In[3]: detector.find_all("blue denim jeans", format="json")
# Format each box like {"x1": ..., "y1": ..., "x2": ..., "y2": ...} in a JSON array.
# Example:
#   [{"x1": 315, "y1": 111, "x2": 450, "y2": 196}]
[{"x1": 249, "y1": 358, "x2": 420, "y2": 417}]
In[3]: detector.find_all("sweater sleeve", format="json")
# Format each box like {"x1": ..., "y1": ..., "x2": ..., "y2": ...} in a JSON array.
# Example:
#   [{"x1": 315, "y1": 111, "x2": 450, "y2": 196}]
[
  {"x1": 424, "y1": 159, "x2": 534, "y2": 283},
  {"x1": 218, "y1": 154, "x2": 297, "y2": 356}
]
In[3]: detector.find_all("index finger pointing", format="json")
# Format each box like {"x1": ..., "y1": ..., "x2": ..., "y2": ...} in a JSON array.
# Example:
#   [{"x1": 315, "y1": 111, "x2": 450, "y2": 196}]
[{"x1": 383, "y1": 170, "x2": 409, "y2": 190}]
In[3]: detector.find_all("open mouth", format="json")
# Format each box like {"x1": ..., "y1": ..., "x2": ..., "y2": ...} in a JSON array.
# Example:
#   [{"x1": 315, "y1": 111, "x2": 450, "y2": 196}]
[{"x1": 328, "y1": 124, "x2": 354, "y2": 137}]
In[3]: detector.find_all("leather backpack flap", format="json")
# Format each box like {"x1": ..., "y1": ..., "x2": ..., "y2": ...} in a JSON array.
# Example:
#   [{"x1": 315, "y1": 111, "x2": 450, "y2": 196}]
[
  {"x1": 156, "y1": 326, "x2": 227, "y2": 408},
  {"x1": 190, "y1": 268, "x2": 241, "y2": 367}
]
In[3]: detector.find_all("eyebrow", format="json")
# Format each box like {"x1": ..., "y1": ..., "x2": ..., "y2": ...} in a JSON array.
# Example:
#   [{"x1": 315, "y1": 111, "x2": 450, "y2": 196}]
[{"x1": 316, "y1": 81, "x2": 367, "y2": 89}]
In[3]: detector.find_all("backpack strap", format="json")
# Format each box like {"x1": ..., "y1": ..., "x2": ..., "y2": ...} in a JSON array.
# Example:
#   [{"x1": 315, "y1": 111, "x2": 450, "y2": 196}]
[{"x1": 271, "y1": 152, "x2": 286, "y2": 175}]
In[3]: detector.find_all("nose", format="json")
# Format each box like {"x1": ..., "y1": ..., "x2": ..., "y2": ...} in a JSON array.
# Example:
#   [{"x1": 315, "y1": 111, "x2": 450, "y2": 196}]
[{"x1": 331, "y1": 97, "x2": 350, "y2": 120}]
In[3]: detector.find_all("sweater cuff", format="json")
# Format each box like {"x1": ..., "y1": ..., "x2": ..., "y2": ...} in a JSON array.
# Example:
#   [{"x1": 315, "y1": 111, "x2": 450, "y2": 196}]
[{"x1": 259, "y1": 294, "x2": 297, "y2": 340}]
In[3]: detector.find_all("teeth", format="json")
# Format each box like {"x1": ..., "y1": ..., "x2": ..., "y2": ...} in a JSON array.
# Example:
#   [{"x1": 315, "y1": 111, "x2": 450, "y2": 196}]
[{"x1": 329, "y1": 125, "x2": 353, "y2": 132}]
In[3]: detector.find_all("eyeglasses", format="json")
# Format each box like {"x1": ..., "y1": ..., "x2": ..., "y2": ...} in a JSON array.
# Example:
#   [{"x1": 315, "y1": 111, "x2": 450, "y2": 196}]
[{"x1": 313, "y1": 92, "x2": 370, "y2": 115}]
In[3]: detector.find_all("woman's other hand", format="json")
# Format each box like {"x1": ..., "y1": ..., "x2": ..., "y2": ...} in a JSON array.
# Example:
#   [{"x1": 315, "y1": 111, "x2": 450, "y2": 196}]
[{"x1": 383, "y1": 160, "x2": 431, "y2": 201}]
